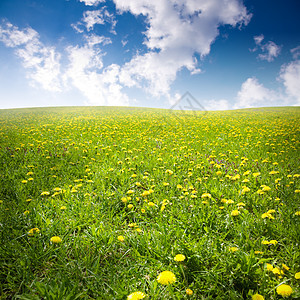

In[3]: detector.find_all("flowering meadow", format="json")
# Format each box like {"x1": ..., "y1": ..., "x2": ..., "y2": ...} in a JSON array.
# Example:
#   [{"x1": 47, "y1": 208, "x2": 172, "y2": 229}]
[{"x1": 0, "y1": 106, "x2": 299, "y2": 299}]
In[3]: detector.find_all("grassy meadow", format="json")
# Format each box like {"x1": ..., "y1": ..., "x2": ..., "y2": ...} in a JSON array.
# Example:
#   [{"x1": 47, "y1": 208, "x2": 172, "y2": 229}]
[{"x1": 0, "y1": 106, "x2": 299, "y2": 299}]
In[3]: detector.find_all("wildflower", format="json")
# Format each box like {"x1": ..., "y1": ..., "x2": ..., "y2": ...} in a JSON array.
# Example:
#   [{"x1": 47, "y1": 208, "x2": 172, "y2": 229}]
[
  {"x1": 41, "y1": 191, "x2": 50, "y2": 196},
  {"x1": 117, "y1": 235, "x2": 125, "y2": 242},
  {"x1": 50, "y1": 236, "x2": 62, "y2": 244},
  {"x1": 237, "y1": 202, "x2": 246, "y2": 207},
  {"x1": 141, "y1": 208, "x2": 146, "y2": 213},
  {"x1": 174, "y1": 254, "x2": 186, "y2": 262},
  {"x1": 148, "y1": 202, "x2": 155, "y2": 207},
  {"x1": 295, "y1": 272, "x2": 300, "y2": 279},
  {"x1": 261, "y1": 212, "x2": 275, "y2": 219},
  {"x1": 21, "y1": 180, "x2": 28, "y2": 184},
  {"x1": 201, "y1": 193, "x2": 212, "y2": 199},
  {"x1": 266, "y1": 264, "x2": 273, "y2": 271},
  {"x1": 276, "y1": 284, "x2": 293, "y2": 297},
  {"x1": 186, "y1": 289, "x2": 193, "y2": 295},
  {"x1": 229, "y1": 247, "x2": 238, "y2": 252},
  {"x1": 272, "y1": 267, "x2": 282, "y2": 275},
  {"x1": 282, "y1": 263, "x2": 289, "y2": 271},
  {"x1": 231, "y1": 210, "x2": 239, "y2": 216},
  {"x1": 157, "y1": 271, "x2": 176, "y2": 285},
  {"x1": 127, "y1": 190, "x2": 134, "y2": 194},
  {"x1": 254, "y1": 251, "x2": 263, "y2": 254},
  {"x1": 253, "y1": 172, "x2": 261, "y2": 177},
  {"x1": 241, "y1": 186, "x2": 250, "y2": 194},
  {"x1": 261, "y1": 185, "x2": 271, "y2": 192},
  {"x1": 295, "y1": 211, "x2": 300, "y2": 216},
  {"x1": 60, "y1": 206, "x2": 67, "y2": 210},
  {"x1": 28, "y1": 228, "x2": 40, "y2": 236},
  {"x1": 23, "y1": 210, "x2": 30, "y2": 215},
  {"x1": 127, "y1": 291, "x2": 146, "y2": 300},
  {"x1": 121, "y1": 197, "x2": 128, "y2": 203},
  {"x1": 127, "y1": 204, "x2": 134, "y2": 209},
  {"x1": 252, "y1": 294, "x2": 264, "y2": 300},
  {"x1": 262, "y1": 240, "x2": 270, "y2": 245},
  {"x1": 269, "y1": 240, "x2": 278, "y2": 245}
]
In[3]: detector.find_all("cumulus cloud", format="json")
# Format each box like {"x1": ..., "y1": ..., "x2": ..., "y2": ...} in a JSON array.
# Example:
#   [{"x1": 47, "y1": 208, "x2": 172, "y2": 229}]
[
  {"x1": 0, "y1": 21, "x2": 62, "y2": 91},
  {"x1": 64, "y1": 41, "x2": 129, "y2": 106},
  {"x1": 114, "y1": 0, "x2": 251, "y2": 100},
  {"x1": 279, "y1": 59, "x2": 300, "y2": 105},
  {"x1": 234, "y1": 77, "x2": 279, "y2": 109},
  {"x1": 251, "y1": 34, "x2": 281, "y2": 62}
]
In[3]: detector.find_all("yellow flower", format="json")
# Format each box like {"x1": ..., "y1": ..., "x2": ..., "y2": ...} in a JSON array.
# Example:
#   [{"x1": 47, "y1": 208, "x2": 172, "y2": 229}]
[
  {"x1": 282, "y1": 263, "x2": 289, "y2": 271},
  {"x1": 269, "y1": 240, "x2": 278, "y2": 245},
  {"x1": 21, "y1": 180, "x2": 28, "y2": 184},
  {"x1": 50, "y1": 236, "x2": 62, "y2": 244},
  {"x1": 201, "y1": 193, "x2": 212, "y2": 199},
  {"x1": 127, "y1": 204, "x2": 134, "y2": 209},
  {"x1": 28, "y1": 228, "x2": 40, "y2": 236},
  {"x1": 253, "y1": 172, "x2": 261, "y2": 177},
  {"x1": 157, "y1": 271, "x2": 176, "y2": 285},
  {"x1": 41, "y1": 191, "x2": 50, "y2": 196},
  {"x1": 174, "y1": 254, "x2": 186, "y2": 262},
  {"x1": 252, "y1": 294, "x2": 264, "y2": 300},
  {"x1": 295, "y1": 272, "x2": 300, "y2": 279},
  {"x1": 186, "y1": 289, "x2": 193, "y2": 295},
  {"x1": 60, "y1": 206, "x2": 67, "y2": 210},
  {"x1": 229, "y1": 247, "x2": 238, "y2": 252},
  {"x1": 23, "y1": 210, "x2": 30, "y2": 215},
  {"x1": 254, "y1": 251, "x2": 263, "y2": 254},
  {"x1": 148, "y1": 202, "x2": 155, "y2": 207},
  {"x1": 295, "y1": 211, "x2": 300, "y2": 216},
  {"x1": 231, "y1": 210, "x2": 239, "y2": 216},
  {"x1": 127, "y1": 190, "x2": 134, "y2": 194},
  {"x1": 127, "y1": 291, "x2": 146, "y2": 300},
  {"x1": 276, "y1": 284, "x2": 293, "y2": 297},
  {"x1": 117, "y1": 235, "x2": 125, "y2": 242},
  {"x1": 266, "y1": 263, "x2": 273, "y2": 271}
]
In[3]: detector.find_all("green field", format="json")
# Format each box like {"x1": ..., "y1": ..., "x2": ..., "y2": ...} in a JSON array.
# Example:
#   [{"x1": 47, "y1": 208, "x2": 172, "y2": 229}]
[{"x1": 0, "y1": 106, "x2": 299, "y2": 299}]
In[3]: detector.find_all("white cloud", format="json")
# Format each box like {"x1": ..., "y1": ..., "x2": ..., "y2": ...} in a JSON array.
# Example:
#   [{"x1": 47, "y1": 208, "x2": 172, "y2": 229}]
[
  {"x1": 64, "y1": 42, "x2": 129, "y2": 106},
  {"x1": 291, "y1": 46, "x2": 300, "y2": 60},
  {"x1": 252, "y1": 34, "x2": 281, "y2": 62},
  {"x1": 234, "y1": 77, "x2": 279, "y2": 109},
  {"x1": 79, "y1": 0, "x2": 105, "y2": 6},
  {"x1": 114, "y1": 0, "x2": 251, "y2": 98},
  {"x1": 73, "y1": 8, "x2": 117, "y2": 34},
  {"x1": 279, "y1": 59, "x2": 300, "y2": 105},
  {"x1": 0, "y1": 22, "x2": 62, "y2": 92}
]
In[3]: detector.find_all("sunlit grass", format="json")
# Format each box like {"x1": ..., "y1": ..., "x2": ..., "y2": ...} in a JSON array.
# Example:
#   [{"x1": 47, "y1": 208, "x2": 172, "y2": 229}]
[{"x1": 0, "y1": 106, "x2": 299, "y2": 299}]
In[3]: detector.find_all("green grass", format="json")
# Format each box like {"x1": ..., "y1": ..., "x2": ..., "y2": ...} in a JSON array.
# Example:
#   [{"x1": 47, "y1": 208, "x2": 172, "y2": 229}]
[{"x1": 0, "y1": 106, "x2": 299, "y2": 299}]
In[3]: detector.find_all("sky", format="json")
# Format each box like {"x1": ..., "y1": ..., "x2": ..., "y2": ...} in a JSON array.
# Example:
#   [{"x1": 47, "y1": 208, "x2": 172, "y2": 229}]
[{"x1": 0, "y1": 0, "x2": 300, "y2": 110}]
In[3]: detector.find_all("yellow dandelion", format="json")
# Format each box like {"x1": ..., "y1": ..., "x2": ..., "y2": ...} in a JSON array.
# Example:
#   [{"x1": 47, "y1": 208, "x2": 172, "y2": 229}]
[
  {"x1": 282, "y1": 263, "x2": 289, "y2": 271},
  {"x1": 50, "y1": 236, "x2": 62, "y2": 244},
  {"x1": 266, "y1": 263, "x2": 273, "y2": 271},
  {"x1": 252, "y1": 294, "x2": 264, "y2": 300},
  {"x1": 127, "y1": 291, "x2": 146, "y2": 300},
  {"x1": 148, "y1": 202, "x2": 155, "y2": 207},
  {"x1": 174, "y1": 254, "x2": 186, "y2": 262},
  {"x1": 186, "y1": 289, "x2": 193, "y2": 295},
  {"x1": 41, "y1": 191, "x2": 50, "y2": 196},
  {"x1": 157, "y1": 271, "x2": 176, "y2": 285},
  {"x1": 295, "y1": 211, "x2": 300, "y2": 216},
  {"x1": 276, "y1": 284, "x2": 293, "y2": 297},
  {"x1": 28, "y1": 228, "x2": 40, "y2": 236},
  {"x1": 231, "y1": 210, "x2": 239, "y2": 216},
  {"x1": 295, "y1": 272, "x2": 300, "y2": 279},
  {"x1": 117, "y1": 235, "x2": 125, "y2": 242},
  {"x1": 229, "y1": 247, "x2": 238, "y2": 252}
]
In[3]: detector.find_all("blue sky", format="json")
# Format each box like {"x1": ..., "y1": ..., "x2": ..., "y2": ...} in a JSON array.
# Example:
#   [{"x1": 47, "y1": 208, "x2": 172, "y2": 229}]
[{"x1": 0, "y1": 0, "x2": 299, "y2": 110}]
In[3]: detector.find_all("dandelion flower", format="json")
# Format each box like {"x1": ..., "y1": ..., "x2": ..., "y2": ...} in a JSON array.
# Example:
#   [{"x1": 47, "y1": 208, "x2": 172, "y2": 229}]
[
  {"x1": 41, "y1": 191, "x2": 50, "y2": 196},
  {"x1": 148, "y1": 202, "x2": 155, "y2": 207},
  {"x1": 282, "y1": 263, "x2": 289, "y2": 271},
  {"x1": 60, "y1": 206, "x2": 67, "y2": 210},
  {"x1": 252, "y1": 294, "x2": 264, "y2": 300},
  {"x1": 28, "y1": 228, "x2": 40, "y2": 236},
  {"x1": 117, "y1": 235, "x2": 125, "y2": 242},
  {"x1": 231, "y1": 210, "x2": 239, "y2": 216},
  {"x1": 295, "y1": 272, "x2": 300, "y2": 279},
  {"x1": 266, "y1": 263, "x2": 273, "y2": 271},
  {"x1": 174, "y1": 254, "x2": 186, "y2": 262},
  {"x1": 127, "y1": 291, "x2": 146, "y2": 300},
  {"x1": 50, "y1": 236, "x2": 62, "y2": 244},
  {"x1": 276, "y1": 284, "x2": 293, "y2": 297},
  {"x1": 229, "y1": 247, "x2": 238, "y2": 252},
  {"x1": 157, "y1": 271, "x2": 176, "y2": 285},
  {"x1": 186, "y1": 289, "x2": 193, "y2": 295}
]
